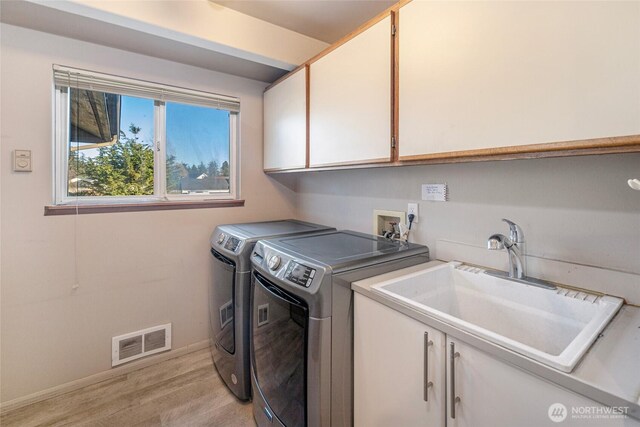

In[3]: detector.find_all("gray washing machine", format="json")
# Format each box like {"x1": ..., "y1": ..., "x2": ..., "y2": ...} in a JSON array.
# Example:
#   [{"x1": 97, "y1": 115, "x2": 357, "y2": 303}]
[
  {"x1": 250, "y1": 230, "x2": 429, "y2": 426},
  {"x1": 209, "y1": 220, "x2": 335, "y2": 401}
]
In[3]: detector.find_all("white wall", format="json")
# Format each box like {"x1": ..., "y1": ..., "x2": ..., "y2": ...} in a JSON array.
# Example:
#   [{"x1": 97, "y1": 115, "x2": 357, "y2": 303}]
[
  {"x1": 64, "y1": 0, "x2": 328, "y2": 68},
  {"x1": 0, "y1": 23, "x2": 296, "y2": 403},
  {"x1": 2, "y1": 3, "x2": 640, "y2": 406},
  {"x1": 293, "y1": 154, "x2": 640, "y2": 276}
]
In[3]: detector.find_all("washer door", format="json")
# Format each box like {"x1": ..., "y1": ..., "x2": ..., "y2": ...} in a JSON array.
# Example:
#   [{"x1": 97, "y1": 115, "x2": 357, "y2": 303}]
[
  {"x1": 252, "y1": 272, "x2": 307, "y2": 427},
  {"x1": 210, "y1": 249, "x2": 236, "y2": 354}
]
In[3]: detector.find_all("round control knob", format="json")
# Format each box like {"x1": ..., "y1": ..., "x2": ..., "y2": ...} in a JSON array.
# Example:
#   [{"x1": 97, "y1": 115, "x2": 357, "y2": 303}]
[
  {"x1": 268, "y1": 255, "x2": 281, "y2": 271},
  {"x1": 217, "y1": 233, "x2": 226, "y2": 244}
]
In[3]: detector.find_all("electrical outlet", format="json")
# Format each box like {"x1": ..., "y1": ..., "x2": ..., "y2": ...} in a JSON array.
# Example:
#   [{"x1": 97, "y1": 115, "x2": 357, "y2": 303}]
[{"x1": 407, "y1": 203, "x2": 419, "y2": 223}]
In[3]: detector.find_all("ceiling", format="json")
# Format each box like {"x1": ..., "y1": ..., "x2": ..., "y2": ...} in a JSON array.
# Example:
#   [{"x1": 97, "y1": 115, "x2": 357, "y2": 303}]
[
  {"x1": 0, "y1": 0, "x2": 292, "y2": 82},
  {"x1": 214, "y1": 0, "x2": 397, "y2": 44}
]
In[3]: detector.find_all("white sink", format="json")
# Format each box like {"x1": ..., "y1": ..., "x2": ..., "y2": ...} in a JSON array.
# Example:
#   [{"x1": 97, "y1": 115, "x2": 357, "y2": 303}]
[{"x1": 371, "y1": 262, "x2": 623, "y2": 372}]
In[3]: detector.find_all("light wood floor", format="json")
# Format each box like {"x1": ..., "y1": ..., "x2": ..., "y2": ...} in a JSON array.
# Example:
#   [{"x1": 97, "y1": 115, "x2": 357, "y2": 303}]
[{"x1": 1, "y1": 349, "x2": 256, "y2": 427}]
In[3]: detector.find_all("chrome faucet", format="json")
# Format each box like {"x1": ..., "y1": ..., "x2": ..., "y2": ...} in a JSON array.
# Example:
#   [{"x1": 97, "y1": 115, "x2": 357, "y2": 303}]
[
  {"x1": 485, "y1": 219, "x2": 556, "y2": 290},
  {"x1": 487, "y1": 219, "x2": 525, "y2": 279}
]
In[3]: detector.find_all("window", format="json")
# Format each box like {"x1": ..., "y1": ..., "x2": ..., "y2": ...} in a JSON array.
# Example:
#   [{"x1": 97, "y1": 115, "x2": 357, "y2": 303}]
[
  {"x1": 165, "y1": 102, "x2": 232, "y2": 195},
  {"x1": 54, "y1": 66, "x2": 239, "y2": 205}
]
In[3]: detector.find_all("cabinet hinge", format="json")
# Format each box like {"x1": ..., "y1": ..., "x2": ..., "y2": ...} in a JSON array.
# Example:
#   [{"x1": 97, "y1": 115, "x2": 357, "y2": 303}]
[
  {"x1": 391, "y1": 24, "x2": 397, "y2": 36},
  {"x1": 391, "y1": 136, "x2": 396, "y2": 148}
]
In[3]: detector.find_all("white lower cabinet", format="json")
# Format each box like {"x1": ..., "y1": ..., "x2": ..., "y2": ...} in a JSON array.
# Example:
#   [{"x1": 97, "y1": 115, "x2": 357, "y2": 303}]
[
  {"x1": 354, "y1": 294, "x2": 446, "y2": 426},
  {"x1": 355, "y1": 294, "x2": 639, "y2": 427},
  {"x1": 446, "y1": 338, "x2": 638, "y2": 427}
]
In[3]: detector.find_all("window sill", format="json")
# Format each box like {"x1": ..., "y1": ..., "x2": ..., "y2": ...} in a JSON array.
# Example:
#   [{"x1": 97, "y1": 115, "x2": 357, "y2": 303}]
[{"x1": 44, "y1": 199, "x2": 245, "y2": 216}]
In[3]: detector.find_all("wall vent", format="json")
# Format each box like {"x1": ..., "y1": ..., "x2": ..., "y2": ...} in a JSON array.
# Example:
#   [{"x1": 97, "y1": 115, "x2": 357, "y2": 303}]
[{"x1": 112, "y1": 323, "x2": 171, "y2": 367}]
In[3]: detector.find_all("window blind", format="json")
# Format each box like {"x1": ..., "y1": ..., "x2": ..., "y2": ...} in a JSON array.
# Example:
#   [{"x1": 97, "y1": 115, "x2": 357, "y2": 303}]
[{"x1": 53, "y1": 65, "x2": 240, "y2": 112}]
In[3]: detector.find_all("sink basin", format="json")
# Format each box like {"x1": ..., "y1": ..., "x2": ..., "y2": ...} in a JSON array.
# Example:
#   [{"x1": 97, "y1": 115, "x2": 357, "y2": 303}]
[{"x1": 371, "y1": 262, "x2": 623, "y2": 372}]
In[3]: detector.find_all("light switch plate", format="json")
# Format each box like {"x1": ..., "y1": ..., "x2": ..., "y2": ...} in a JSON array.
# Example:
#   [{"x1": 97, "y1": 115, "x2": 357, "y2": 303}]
[{"x1": 13, "y1": 150, "x2": 32, "y2": 172}]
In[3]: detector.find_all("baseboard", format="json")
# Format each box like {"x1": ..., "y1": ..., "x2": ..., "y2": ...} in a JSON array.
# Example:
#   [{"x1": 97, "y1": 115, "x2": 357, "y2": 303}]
[{"x1": 0, "y1": 339, "x2": 210, "y2": 414}]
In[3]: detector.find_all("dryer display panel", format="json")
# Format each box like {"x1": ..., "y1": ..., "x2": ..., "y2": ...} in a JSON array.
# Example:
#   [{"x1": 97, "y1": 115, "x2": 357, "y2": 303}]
[
  {"x1": 285, "y1": 262, "x2": 316, "y2": 287},
  {"x1": 224, "y1": 236, "x2": 241, "y2": 252}
]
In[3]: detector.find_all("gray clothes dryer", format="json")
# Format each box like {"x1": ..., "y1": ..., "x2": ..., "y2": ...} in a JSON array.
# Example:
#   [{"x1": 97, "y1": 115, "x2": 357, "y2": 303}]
[
  {"x1": 250, "y1": 230, "x2": 429, "y2": 426},
  {"x1": 209, "y1": 220, "x2": 334, "y2": 401}
]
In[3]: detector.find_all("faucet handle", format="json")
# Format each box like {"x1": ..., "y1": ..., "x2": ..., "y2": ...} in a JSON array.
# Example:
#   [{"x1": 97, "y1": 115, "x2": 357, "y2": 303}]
[{"x1": 501, "y1": 219, "x2": 524, "y2": 244}]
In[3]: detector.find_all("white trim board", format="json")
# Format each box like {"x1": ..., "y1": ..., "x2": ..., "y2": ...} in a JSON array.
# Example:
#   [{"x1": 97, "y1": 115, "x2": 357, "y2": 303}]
[
  {"x1": 436, "y1": 239, "x2": 640, "y2": 306},
  {"x1": 0, "y1": 3, "x2": 296, "y2": 82},
  {"x1": 0, "y1": 339, "x2": 210, "y2": 414}
]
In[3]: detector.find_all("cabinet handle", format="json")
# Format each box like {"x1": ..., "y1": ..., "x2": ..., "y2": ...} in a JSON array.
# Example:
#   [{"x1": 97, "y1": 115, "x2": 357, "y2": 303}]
[
  {"x1": 424, "y1": 332, "x2": 433, "y2": 401},
  {"x1": 449, "y1": 342, "x2": 461, "y2": 419}
]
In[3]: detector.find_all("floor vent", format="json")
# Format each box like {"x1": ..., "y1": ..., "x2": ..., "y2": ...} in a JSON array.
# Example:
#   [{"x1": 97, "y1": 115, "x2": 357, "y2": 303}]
[
  {"x1": 258, "y1": 304, "x2": 269, "y2": 326},
  {"x1": 112, "y1": 324, "x2": 171, "y2": 367},
  {"x1": 220, "y1": 300, "x2": 233, "y2": 329}
]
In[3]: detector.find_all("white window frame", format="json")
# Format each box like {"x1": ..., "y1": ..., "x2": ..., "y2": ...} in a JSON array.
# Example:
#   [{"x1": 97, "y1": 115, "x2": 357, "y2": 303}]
[{"x1": 53, "y1": 65, "x2": 240, "y2": 205}]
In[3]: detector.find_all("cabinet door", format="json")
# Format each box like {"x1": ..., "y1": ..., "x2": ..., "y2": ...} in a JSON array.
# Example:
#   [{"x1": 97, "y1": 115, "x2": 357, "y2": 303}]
[
  {"x1": 447, "y1": 338, "x2": 639, "y2": 427},
  {"x1": 263, "y1": 67, "x2": 307, "y2": 171},
  {"x1": 354, "y1": 294, "x2": 446, "y2": 427},
  {"x1": 398, "y1": 1, "x2": 640, "y2": 159},
  {"x1": 309, "y1": 16, "x2": 392, "y2": 167}
]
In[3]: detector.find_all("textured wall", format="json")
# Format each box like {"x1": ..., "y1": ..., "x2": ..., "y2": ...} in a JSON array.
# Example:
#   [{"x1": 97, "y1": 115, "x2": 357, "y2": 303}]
[
  {"x1": 293, "y1": 154, "x2": 640, "y2": 275},
  {"x1": 0, "y1": 24, "x2": 296, "y2": 402}
]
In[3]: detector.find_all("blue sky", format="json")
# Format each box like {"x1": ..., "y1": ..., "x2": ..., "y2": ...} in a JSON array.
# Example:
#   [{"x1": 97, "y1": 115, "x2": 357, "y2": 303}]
[
  {"x1": 120, "y1": 96, "x2": 154, "y2": 146},
  {"x1": 80, "y1": 95, "x2": 230, "y2": 167},
  {"x1": 165, "y1": 102, "x2": 230, "y2": 167}
]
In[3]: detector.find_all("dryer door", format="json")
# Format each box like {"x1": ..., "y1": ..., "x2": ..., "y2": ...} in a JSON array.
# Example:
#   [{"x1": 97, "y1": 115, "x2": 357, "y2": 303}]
[{"x1": 210, "y1": 249, "x2": 236, "y2": 354}]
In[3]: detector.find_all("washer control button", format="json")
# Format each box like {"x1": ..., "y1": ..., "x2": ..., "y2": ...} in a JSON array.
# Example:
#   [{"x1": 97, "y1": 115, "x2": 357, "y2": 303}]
[{"x1": 268, "y1": 255, "x2": 281, "y2": 271}]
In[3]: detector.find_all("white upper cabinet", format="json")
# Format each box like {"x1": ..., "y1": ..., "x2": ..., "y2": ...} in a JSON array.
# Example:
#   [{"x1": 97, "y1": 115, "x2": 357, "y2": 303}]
[
  {"x1": 309, "y1": 16, "x2": 392, "y2": 167},
  {"x1": 398, "y1": 1, "x2": 640, "y2": 159},
  {"x1": 263, "y1": 67, "x2": 307, "y2": 170}
]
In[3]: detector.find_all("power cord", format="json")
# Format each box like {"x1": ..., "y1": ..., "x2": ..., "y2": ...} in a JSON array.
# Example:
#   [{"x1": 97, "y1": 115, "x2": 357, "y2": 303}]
[{"x1": 408, "y1": 213, "x2": 415, "y2": 230}]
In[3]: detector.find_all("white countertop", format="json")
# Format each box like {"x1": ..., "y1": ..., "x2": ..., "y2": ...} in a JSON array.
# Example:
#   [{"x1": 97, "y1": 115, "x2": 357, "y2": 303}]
[{"x1": 352, "y1": 260, "x2": 640, "y2": 420}]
